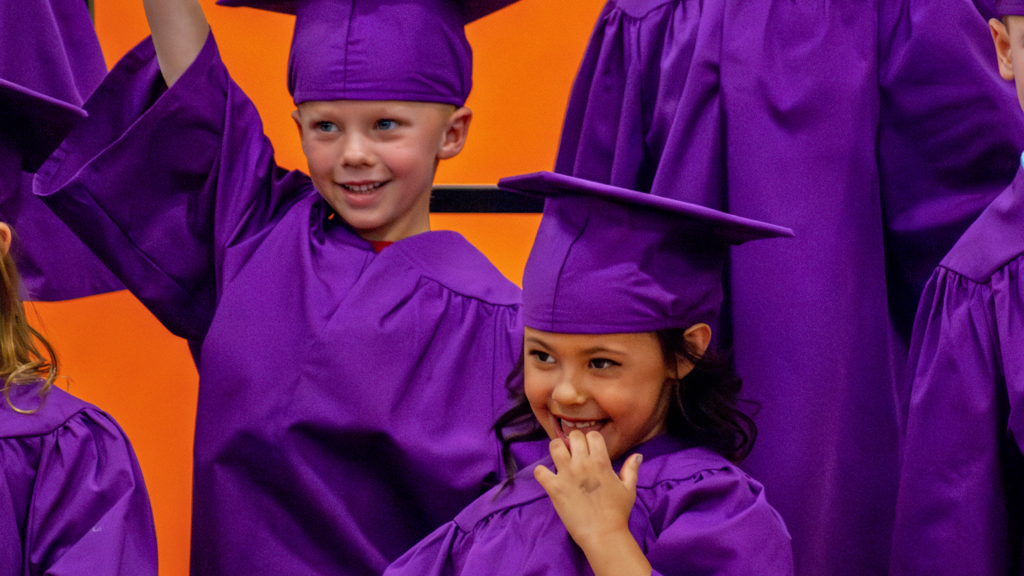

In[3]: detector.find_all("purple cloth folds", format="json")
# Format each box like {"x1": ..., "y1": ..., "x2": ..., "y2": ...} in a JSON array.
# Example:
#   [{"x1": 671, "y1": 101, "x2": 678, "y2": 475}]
[
  {"x1": 0, "y1": 0, "x2": 123, "y2": 301},
  {"x1": 383, "y1": 434, "x2": 794, "y2": 576},
  {"x1": 0, "y1": 382, "x2": 157, "y2": 576},
  {"x1": 35, "y1": 32, "x2": 527, "y2": 576},
  {"x1": 554, "y1": 0, "x2": 1024, "y2": 574},
  {"x1": 891, "y1": 167, "x2": 1024, "y2": 575}
]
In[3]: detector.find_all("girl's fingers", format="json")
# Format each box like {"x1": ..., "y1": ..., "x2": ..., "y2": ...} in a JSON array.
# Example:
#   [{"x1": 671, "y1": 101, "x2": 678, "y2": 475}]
[
  {"x1": 619, "y1": 453, "x2": 643, "y2": 492},
  {"x1": 585, "y1": 431, "x2": 609, "y2": 461},
  {"x1": 548, "y1": 438, "x2": 571, "y2": 470},
  {"x1": 568, "y1": 430, "x2": 590, "y2": 457},
  {"x1": 534, "y1": 463, "x2": 556, "y2": 488}
]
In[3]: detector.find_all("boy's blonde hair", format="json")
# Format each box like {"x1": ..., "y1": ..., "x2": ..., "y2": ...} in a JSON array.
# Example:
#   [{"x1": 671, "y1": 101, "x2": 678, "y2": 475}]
[{"x1": 0, "y1": 236, "x2": 58, "y2": 413}]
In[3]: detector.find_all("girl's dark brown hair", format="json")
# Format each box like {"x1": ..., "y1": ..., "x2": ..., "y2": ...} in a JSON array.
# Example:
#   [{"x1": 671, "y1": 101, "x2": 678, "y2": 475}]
[
  {"x1": 494, "y1": 328, "x2": 757, "y2": 481},
  {"x1": 0, "y1": 234, "x2": 59, "y2": 412}
]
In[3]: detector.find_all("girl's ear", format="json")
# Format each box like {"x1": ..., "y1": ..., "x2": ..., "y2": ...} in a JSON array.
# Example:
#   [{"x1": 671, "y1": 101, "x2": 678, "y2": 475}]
[
  {"x1": 0, "y1": 223, "x2": 11, "y2": 257},
  {"x1": 673, "y1": 323, "x2": 712, "y2": 379},
  {"x1": 991, "y1": 18, "x2": 1016, "y2": 81},
  {"x1": 437, "y1": 106, "x2": 472, "y2": 160}
]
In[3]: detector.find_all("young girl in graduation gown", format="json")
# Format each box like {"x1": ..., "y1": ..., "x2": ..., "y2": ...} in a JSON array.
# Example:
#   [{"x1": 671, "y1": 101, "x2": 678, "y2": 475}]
[
  {"x1": 384, "y1": 172, "x2": 795, "y2": 576},
  {"x1": 0, "y1": 226, "x2": 156, "y2": 576},
  {"x1": 33, "y1": 0, "x2": 532, "y2": 574}
]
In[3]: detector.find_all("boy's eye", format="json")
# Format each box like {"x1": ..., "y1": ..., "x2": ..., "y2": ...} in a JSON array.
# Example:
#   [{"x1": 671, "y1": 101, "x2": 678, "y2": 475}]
[
  {"x1": 316, "y1": 121, "x2": 337, "y2": 132},
  {"x1": 374, "y1": 119, "x2": 396, "y2": 130},
  {"x1": 589, "y1": 358, "x2": 620, "y2": 370},
  {"x1": 528, "y1": 350, "x2": 555, "y2": 364}
]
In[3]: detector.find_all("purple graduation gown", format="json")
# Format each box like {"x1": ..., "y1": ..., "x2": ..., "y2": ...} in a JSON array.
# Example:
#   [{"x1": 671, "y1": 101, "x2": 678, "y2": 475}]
[
  {"x1": 0, "y1": 0, "x2": 123, "y2": 300},
  {"x1": 34, "y1": 33, "x2": 525, "y2": 576},
  {"x1": 890, "y1": 166, "x2": 1024, "y2": 575},
  {"x1": 0, "y1": 382, "x2": 156, "y2": 576},
  {"x1": 384, "y1": 434, "x2": 794, "y2": 576},
  {"x1": 554, "y1": 1, "x2": 1024, "y2": 574}
]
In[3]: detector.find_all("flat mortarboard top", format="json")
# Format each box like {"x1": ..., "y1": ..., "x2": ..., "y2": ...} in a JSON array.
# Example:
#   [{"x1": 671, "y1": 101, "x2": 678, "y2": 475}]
[
  {"x1": 498, "y1": 172, "x2": 795, "y2": 334},
  {"x1": 0, "y1": 79, "x2": 87, "y2": 173},
  {"x1": 216, "y1": 0, "x2": 519, "y2": 106},
  {"x1": 996, "y1": 0, "x2": 1024, "y2": 14}
]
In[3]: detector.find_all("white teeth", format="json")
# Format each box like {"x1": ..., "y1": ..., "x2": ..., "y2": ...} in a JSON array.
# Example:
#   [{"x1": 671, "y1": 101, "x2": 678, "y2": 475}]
[
  {"x1": 561, "y1": 419, "x2": 599, "y2": 429},
  {"x1": 343, "y1": 182, "x2": 384, "y2": 193}
]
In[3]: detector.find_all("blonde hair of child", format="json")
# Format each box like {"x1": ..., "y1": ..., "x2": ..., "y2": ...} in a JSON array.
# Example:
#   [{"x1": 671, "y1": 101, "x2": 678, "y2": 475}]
[{"x1": 0, "y1": 240, "x2": 58, "y2": 413}]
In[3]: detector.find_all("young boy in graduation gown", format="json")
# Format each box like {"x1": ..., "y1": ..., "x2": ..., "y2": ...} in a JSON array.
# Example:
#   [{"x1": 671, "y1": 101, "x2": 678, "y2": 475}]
[
  {"x1": 554, "y1": 1, "x2": 1024, "y2": 574},
  {"x1": 0, "y1": 74, "x2": 157, "y2": 576},
  {"x1": 890, "y1": 3, "x2": 1024, "y2": 573},
  {"x1": 33, "y1": 0, "x2": 527, "y2": 574},
  {"x1": 0, "y1": 0, "x2": 123, "y2": 300}
]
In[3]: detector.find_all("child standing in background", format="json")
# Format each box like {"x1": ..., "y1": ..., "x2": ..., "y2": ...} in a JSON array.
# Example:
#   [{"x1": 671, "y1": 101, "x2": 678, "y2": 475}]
[
  {"x1": 1, "y1": 9, "x2": 156, "y2": 571},
  {"x1": 33, "y1": 0, "x2": 530, "y2": 574},
  {"x1": 384, "y1": 172, "x2": 794, "y2": 576},
  {"x1": 0, "y1": 224, "x2": 156, "y2": 576},
  {"x1": 554, "y1": 1, "x2": 1024, "y2": 574},
  {"x1": 890, "y1": 2, "x2": 1024, "y2": 573}
]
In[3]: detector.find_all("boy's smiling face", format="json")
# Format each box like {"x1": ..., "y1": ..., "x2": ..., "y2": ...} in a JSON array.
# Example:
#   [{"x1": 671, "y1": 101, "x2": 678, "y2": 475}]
[{"x1": 293, "y1": 100, "x2": 471, "y2": 242}]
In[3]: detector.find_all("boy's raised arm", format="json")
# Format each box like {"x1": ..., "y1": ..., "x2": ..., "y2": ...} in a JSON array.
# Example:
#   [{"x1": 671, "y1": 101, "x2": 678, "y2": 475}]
[{"x1": 142, "y1": 0, "x2": 210, "y2": 86}]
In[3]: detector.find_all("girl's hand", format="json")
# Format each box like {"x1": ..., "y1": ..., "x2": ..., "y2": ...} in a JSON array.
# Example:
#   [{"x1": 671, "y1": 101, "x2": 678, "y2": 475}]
[{"x1": 535, "y1": 431, "x2": 652, "y2": 576}]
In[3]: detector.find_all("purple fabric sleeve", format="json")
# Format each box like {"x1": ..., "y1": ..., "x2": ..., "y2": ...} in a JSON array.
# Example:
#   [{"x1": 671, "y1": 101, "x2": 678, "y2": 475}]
[
  {"x1": 0, "y1": 385, "x2": 157, "y2": 576},
  {"x1": 891, "y1": 171, "x2": 1024, "y2": 575},
  {"x1": 891, "y1": 265, "x2": 1013, "y2": 575},
  {"x1": 639, "y1": 468, "x2": 794, "y2": 575},
  {"x1": 34, "y1": 32, "x2": 312, "y2": 340}
]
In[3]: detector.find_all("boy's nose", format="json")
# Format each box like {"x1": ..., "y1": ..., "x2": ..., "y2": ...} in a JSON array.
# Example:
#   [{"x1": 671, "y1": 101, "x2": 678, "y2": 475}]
[{"x1": 340, "y1": 135, "x2": 373, "y2": 167}]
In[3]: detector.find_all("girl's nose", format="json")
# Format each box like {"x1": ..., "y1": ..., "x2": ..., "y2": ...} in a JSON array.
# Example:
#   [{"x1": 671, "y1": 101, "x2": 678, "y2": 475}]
[{"x1": 551, "y1": 376, "x2": 586, "y2": 406}]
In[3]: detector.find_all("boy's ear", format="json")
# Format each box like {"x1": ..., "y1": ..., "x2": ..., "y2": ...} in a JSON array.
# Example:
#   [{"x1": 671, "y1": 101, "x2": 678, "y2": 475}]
[
  {"x1": 991, "y1": 18, "x2": 1016, "y2": 81},
  {"x1": 291, "y1": 108, "x2": 305, "y2": 139},
  {"x1": 437, "y1": 106, "x2": 472, "y2": 160},
  {"x1": 0, "y1": 223, "x2": 12, "y2": 257},
  {"x1": 672, "y1": 323, "x2": 712, "y2": 380}
]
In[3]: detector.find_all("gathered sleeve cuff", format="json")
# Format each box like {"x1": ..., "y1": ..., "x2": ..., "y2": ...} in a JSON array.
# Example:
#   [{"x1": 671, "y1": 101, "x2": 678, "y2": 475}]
[
  {"x1": 638, "y1": 464, "x2": 794, "y2": 575},
  {"x1": 891, "y1": 266, "x2": 1011, "y2": 575},
  {"x1": 13, "y1": 401, "x2": 157, "y2": 575}
]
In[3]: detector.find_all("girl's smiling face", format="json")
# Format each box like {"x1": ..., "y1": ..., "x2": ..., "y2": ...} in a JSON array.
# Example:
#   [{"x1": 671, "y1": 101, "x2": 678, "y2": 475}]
[{"x1": 523, "y1": 328, "x2": 678, "y2": 461}]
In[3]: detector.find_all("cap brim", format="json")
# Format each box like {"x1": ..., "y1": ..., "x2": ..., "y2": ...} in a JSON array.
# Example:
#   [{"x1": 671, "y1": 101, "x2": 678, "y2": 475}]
[
  {"x1": 216, "y1": 0, "x2": 517, "y2": 20},
  {"x1": 498, "y1": 171, "x2": 795, "y2": 244},
  {"x1": 216, "y1": 0, "x2": 297, "y2": 13},
  {"x1": 0, "y1": 78, "x2": 87, "y2": 172}
]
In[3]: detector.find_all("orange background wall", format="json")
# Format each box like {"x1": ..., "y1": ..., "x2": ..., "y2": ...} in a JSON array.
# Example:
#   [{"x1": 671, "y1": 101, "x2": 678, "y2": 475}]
[{"x1": 25, "y1": 1, "x2": 605, "y2": 574}]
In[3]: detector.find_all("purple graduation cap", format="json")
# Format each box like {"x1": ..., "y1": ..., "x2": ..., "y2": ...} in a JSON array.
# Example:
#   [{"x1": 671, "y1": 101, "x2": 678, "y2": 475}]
[
  {"x1": 996, "y1": 0, "x2": 1024, "y2": 13},
  {"x1": 216, "y1": 0, "x2": 519, "y2": 105},
  {"x1": 498, "y1": 171, "x2": 794, "y2": 334}
]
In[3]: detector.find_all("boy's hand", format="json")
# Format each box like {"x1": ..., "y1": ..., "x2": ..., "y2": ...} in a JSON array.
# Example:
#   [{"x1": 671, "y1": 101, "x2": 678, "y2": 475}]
[{"x1": 535, "y1": 431, "x2": 652, "y2": 576}]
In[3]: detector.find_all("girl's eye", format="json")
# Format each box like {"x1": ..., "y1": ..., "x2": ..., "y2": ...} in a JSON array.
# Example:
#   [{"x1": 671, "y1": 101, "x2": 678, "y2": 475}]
[
  {"x1": 374, "y1": 119, "x2": 396, "y2": 130},
  {"x1": 589, "y1": 358, "x2": 620, "y2": 370},
  {"x1": 316, "y1": 121, "x2": 337, "y2": 133},
  {"x1": 529, "y1": 350, "x2": 555, "y2": 364}
]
